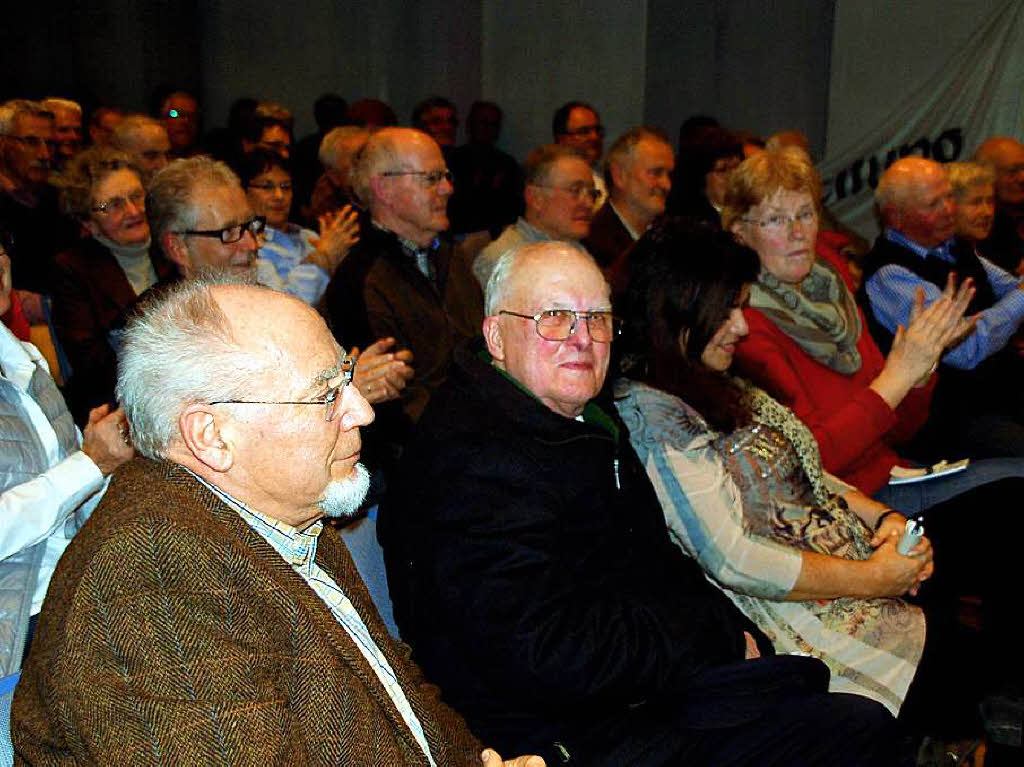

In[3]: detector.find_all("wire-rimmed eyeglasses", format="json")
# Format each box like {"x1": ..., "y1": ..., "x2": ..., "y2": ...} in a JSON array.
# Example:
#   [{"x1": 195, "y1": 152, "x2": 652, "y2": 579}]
[
  {"x1": 499, "y1": 309, "x2": 622, "y2": 343},
  {"x1": 208, "y1": 355, "x2": 357, "y2": 421},
  {"x1": 380, "y1": 169, "x2": 453, "y2": 187}
]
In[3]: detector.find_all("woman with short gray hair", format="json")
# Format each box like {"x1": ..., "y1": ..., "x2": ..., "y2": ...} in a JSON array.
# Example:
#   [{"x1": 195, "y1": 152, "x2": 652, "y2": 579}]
[{"x1": 51, "y1": 146, "x2": 175, "y2": 423}]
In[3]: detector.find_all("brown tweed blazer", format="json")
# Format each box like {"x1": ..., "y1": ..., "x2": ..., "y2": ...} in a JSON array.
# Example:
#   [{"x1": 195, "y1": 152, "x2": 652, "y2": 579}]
[{"x1": 12, "y1": 458, "x2": 482, "y2": 765}]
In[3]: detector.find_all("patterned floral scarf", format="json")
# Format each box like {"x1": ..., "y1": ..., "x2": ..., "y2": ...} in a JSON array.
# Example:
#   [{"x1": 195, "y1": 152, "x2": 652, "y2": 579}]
[
  {"x1": 749, "y1": 258, "x2": 863, "y2": 374},
  {"x1": 740, "y1": 382, "x2": 832, "y2": 507}
]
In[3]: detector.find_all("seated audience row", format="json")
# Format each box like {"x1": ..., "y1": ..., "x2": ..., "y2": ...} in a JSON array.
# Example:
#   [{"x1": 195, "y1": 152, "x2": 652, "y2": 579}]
[{"x1": 6, "y1": 83, "x2": 1024, "y2": 763}]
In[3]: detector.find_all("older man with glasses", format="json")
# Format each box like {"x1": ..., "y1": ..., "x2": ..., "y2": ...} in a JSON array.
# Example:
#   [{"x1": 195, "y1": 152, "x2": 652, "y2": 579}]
[
  {"x1": 13, "y1": 275, "x2": 543, "y2": 767},
  {"x1": 0, "y1": 100, "x2": 80, "y2": 319},
  {"x1": 553, "y1": 100, "x2": 607, "y2": 209},
  {"x1": 379, "y1": 241, "x2": 900, "y2": 766},
  {"x1": 146, "y1": 156, "x2": 413, "y2": 412},
  {"x1": 324, "y1": 127, "x2": 483, "y2": 470},
  {"x1": 473, "y1": 143, "x2": 596, "y2": 288}
]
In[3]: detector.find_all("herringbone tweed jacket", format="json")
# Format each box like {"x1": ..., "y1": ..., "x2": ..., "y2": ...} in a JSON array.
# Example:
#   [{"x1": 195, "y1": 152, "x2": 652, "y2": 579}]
[{"x1": 12, "y1": 458, "x2": 482, "y2": 765}]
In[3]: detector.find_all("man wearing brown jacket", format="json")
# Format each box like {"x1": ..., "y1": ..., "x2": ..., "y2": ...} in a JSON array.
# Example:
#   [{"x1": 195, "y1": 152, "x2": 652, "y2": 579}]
[{"x1": 12, "y1": 277, "x2": 540, "y2": 766}]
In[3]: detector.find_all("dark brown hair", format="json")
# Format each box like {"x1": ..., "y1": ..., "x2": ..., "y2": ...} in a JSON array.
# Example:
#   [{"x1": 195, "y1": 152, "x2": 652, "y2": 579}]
[{"x1": 621, "y1": 217, "x2": 759, "y2": 431}]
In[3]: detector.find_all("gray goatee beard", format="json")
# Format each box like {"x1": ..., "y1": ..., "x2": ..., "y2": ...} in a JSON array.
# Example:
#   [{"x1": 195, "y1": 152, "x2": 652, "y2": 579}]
[{"x1": 318, "y1": 462, "x2": 371, "y2": 520}]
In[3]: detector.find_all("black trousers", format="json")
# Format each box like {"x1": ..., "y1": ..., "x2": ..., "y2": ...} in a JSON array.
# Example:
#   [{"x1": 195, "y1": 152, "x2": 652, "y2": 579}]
[{"x1": 529, "y1": 655, "x2": 899, "y2": 766}]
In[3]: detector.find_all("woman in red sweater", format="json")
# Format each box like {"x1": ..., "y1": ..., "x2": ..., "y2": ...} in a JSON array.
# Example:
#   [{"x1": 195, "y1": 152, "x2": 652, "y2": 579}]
[{"x1": 725, "y1": 148, "x2": 1024, "y2": 512}]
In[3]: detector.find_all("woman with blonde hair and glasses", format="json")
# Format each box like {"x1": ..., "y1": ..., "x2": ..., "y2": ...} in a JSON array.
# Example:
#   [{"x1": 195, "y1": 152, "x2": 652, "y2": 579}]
[
  {"x1": 721, "y1": 148, "x2": 1024, "y2": 519},
  {"x1": 615, "y1": 218, "x2": 1023, "y2": 756}
]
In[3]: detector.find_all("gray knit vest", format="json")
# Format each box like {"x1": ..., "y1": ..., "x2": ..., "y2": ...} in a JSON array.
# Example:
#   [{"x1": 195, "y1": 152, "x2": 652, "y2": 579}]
[{"x1": 1, "y1": 358, "x2": 79, "y2": 675}]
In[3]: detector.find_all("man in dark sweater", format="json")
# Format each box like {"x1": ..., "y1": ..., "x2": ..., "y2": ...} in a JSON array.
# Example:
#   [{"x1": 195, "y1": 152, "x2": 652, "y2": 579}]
[
  {"x1": 0, "y1": 99, "x2": 77, "y2": 319},
  {"x1": 380, "y1": 241, "x2": 898, "y2": 766},
  {"x1": 324, "y1": 128, "x2": 483, "y2": 463}
]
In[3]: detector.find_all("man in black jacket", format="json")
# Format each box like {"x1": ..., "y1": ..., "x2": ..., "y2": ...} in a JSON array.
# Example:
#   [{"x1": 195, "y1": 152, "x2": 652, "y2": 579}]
[{"x1": 380, "y1": 242, "x2": 897, "y2": 766}]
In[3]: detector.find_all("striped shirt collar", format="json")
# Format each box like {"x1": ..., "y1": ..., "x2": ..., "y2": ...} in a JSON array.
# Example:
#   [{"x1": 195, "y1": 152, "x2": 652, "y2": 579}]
[{"x1": 884, "y1": 227, "x2": 954, "y2": 261}]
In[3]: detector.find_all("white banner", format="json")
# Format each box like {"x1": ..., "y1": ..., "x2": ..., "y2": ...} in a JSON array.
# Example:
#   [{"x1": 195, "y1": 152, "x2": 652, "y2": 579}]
[{"x1": 820, "y1": 0, "x2": 1024, "y2": 241}]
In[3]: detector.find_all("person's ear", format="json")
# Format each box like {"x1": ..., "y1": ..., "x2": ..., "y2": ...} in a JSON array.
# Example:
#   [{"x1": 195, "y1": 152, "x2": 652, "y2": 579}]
[
  {"x1": 523, "y1": 184, "x2": 541, "y2": 216},
  {"x1": 483, "y1": 315, "x2": 505, "y2": 364},
  {"x1": 161, "y1": 232, "x2": 191, "y2": 276},
  {"x1": 83, "y1": 218, "x2": 102, "y2": 239},
  {"x1": 882, "y1": 203, "x2": 901, "y2": 231},
  {"x1": 609, "y1": 159, "x2": 628, "y2": 192},
  {"x1": 369, "y1": 174, "x2": 392, "y2": 207},
  {"x1": 729, "y1": 219, "x2": 747, "y2": 246},
  {"x1": 178, "y1": 404, "x2": 234, "y2": 473}
]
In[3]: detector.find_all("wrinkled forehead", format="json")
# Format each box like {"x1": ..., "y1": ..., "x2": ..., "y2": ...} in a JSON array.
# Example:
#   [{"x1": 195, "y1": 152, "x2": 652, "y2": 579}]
[
  {"x1": 751, "y1": 187, "x2": 815, "y2": 213},
  {"x1": 13, "y1": 113, "x2": 54, "y2": 136},
  {"x1": 547, "y1": 157, "x2": 593, "y2": 185},
  {"x1": 220, "y1": 288, "x2": 342, "y2": 388},
  {"x1": 401, "y1": 136, "x2": 444, "y2": 168},
  {"x1": 566, "y1": 107, "x2": 599, "y2": 130},
  {"x1": 511, "y1": 250, "x2": 610, "y2": 310},
  {"x1": 190, "y1": 182, "x2": 251, "y2": 228},
  {"x1": 907, "y1": 171, "x2": 951, "y2": 204}
]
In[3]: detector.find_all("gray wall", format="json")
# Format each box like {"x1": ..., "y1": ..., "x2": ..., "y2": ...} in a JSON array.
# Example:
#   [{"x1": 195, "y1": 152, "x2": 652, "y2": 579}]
[
  {"x1": 3, "y1": 0, "x2": 837, "y2": 164},
  {"x1": 645, "y1": 0, "x2": 834, "y2": 158}
]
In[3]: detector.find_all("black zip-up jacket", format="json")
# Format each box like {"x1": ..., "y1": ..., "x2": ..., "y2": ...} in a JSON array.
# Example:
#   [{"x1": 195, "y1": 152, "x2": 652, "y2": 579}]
[{"x1": 379, "y1": 341, "x2": 770, "y2": 759}]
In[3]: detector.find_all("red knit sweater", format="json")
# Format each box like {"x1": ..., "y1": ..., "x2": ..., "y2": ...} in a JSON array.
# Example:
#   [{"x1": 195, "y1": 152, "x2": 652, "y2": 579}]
[{"x1": 733, "y1": 248, "x2": 935, "y2": 496}]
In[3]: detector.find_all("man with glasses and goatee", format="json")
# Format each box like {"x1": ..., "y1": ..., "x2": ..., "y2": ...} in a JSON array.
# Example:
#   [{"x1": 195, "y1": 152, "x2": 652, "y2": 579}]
[{"x1": 13, "y1": 274, "x2": 543, "y2": 767}]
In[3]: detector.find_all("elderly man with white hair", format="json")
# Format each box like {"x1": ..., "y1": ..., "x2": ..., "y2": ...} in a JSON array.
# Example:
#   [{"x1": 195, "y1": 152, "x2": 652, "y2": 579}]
[
  {"x1": 308, "y1": 124, "x2": 370, "y2": 221},
  {"x1": 12, "y1": 274, "x2": 543, "y2": 767},
  {"x1": 862, "y1": 155, "x2": 1024, "y2": 459},
  {"x1": 380, "y1": 241, "x2": 899, "y2": 766}
]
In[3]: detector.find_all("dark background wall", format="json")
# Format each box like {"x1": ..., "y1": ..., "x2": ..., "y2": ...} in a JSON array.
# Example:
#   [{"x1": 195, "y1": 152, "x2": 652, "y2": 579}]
[{"x1": 2, "y1": 0, "x2": 836, "y2": 161}]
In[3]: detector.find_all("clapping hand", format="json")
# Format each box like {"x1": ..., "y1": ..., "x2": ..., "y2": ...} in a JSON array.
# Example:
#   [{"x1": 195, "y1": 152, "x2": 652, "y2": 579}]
[
  {"x1": 307, "y1": 205, "x2": 360, "y2": 274},
  {"x1": 888, "y1": 274, "x2": 976, "y2": 387},
  {"x1": 351, "y1": 337, "x2": 415, "y2": 404}
]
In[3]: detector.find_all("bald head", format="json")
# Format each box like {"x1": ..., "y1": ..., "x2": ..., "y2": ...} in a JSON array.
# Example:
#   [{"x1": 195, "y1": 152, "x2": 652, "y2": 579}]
[
  {"x1": 875, "y1": 157, "x2": 956, "y2": 247},
  {"x1": 354, "y1": 127, "x2": 452, "y2": 246},
  {"x1": 975, "y1": 136, "x2": 1024, "y2": 210}
]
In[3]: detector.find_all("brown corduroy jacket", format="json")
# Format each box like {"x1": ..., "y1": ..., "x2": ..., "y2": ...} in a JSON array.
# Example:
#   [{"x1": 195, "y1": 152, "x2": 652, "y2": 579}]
[{"x1": 12, "y1": 458, "x2": 482, "y2": 765}]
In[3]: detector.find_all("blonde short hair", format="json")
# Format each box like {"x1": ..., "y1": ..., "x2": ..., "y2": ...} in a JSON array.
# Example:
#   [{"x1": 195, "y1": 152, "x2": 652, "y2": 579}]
[
  {"x1": 721, "y1": 147, "x2": 821, "y2": 230},
  {"x1": 947, "y1": 161, "x2": 995, "y2": 198}
]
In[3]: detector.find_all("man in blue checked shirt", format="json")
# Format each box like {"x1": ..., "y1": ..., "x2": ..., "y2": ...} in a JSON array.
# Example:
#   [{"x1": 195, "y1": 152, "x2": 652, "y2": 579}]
[{"x1": 861, "y1": 156, "x2": 1024, "y2": 459}]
